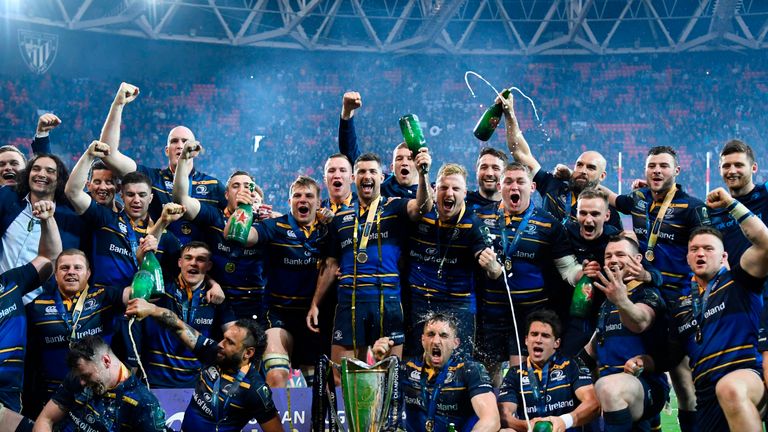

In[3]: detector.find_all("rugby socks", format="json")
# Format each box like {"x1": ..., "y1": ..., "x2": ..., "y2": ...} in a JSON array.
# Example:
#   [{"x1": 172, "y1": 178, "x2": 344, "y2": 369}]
[
  {"x1": 603, "y1": 407, "x2": 633, "y2": 432},
  {"x1": 678, "y1": 409, "x2": 696, "y2": 432}
]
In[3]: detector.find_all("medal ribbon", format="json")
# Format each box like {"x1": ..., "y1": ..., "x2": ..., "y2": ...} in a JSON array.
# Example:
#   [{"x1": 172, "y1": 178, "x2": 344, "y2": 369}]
[
  {"x1": 644, "y1": 184, "x2": 677, "y2": 258},
  {"x1": 351, "y1": 195, "x2": 382, "y2": 353},
  {"x1": 498, "y1": 203, "x2": 535, "y2": 263},
  {"x1": 287, "y1": 212, "x2": 320, "y2": 255},
  {"x1": 527, "y1": 356, "x2": 552, "y2": 415},
  {"x1": 54, "y1": 285, "x2": 91, "y2": 346},
  {"x1": 436, "y1": 205, "x2": 466, "y2": 279},
  {"x1": 211, "y1": 364, "x2": 250, "y2": 423},
  {"x1": 421, "y1": 355, "x2": 455, "y2": 430},
  {"x1": 690, "y1": 267, "x2": 727, "y2": 343},
  {"x1": 560, "y1": 191, "x2": 573, "y2": 225}
]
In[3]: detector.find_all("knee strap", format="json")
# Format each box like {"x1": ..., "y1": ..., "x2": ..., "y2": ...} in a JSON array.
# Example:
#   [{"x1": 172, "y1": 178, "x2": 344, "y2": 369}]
[{"x1": 263, "y1": 353, "x2": 291, "y2": 372}]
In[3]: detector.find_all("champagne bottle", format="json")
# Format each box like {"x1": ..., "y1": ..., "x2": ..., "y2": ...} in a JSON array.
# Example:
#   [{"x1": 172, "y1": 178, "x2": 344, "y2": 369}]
[
  {"x1": 447, "y1": 423, "x2": 456, "y2": 432},
  {"x1": 569, "y1": 274, "x2": 594, "y2": 318},
  {"x1": 532, "y1": 421, "x2": 553, "y2": 432},
  {"x1": 398, "y1": 114, "x2": 428, "y2": 173},
  {"x1": 226, "y1": 183, "x2": 255, "y2": 245},
  {"x1": 140, "y1": 251, "x2": 164, "y2": 297},
  {"x1": 473, "y1": 89, "x2": 511, "y2": 141},
  {"x1": 130, "y1": 270, "x2": 154, "y2": 300}
]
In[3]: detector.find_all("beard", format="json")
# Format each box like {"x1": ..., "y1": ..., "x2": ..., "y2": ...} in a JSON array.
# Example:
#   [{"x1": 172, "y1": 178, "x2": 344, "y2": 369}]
[
  {"x1": 217, "y1": 350, "x2": 244, "y2": 371},
  {"x1": 568, "y1": 177, "x2": 598, "y2": 193}
]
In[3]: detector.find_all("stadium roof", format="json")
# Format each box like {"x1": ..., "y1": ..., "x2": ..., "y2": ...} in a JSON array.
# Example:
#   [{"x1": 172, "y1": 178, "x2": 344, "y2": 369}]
[{"x1": 3, "y1": 0, "x2": 768, "y2": 55}]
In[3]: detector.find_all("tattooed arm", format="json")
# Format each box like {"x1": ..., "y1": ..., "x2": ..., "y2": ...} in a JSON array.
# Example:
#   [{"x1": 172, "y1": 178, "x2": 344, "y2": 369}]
[{"x1": 125, "y1": 298, "x2": 200, "y2": 350}]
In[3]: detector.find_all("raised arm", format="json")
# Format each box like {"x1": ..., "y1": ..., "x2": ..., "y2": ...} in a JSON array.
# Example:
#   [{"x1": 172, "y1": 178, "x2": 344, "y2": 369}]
[
  {"x1": 708, "y1": 187, "x2": 768, "y2": 279},
  {"x1": 306, "y1": 257, "x2": 339, "y2": 333},
  {"x1": 64, "y1": 140, "x2": 105, "y2": 215},
  {"x1": 172, "y1": 141, "x2": 203, "y2": 219},
  {"x1": 594, "y1": 267, "x2": 655, "y2": 333},
  {"x1": 100, "y1": 82, "x2": 140, "y2": 176},
  {"x1": 406, "y1": 148, "x2": 433, "y2": 221},
  {"x1": 125, "y1": 298, "x2": 200, "y2": 350},
  {"x1": 501, "y1": 92, "x2": 540, "y2": 174},
  {"x1": 31, "y1": 113, "x2": 61, "y2": 154},
  {"x1": 30, "y1": 200, "x2": 60, "y2": 282},
  {"x1": 338, "y1": 91, "x2": 362, "y2": 162}
]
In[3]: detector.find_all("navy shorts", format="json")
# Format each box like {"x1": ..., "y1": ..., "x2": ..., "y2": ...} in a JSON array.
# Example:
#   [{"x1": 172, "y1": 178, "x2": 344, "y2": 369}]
[
  {"x1": 639, "y1": 375, "x2": 670, "y2": 422},
  {"x1": 332, "y1": 298, "x2": 404, "y2": 347},
  {"x1": 695, "y1": 368, "x2": 762, "y2": 432},
  {"x1": 227, "y1": 294, "x2": 267, "y2": 325},
  {"x1": 265, "y1": 306, "x2": 322, "y2": 366}
]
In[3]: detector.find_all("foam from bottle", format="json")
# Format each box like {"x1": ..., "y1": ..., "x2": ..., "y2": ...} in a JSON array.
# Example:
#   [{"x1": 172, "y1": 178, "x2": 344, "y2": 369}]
[{"x1": 464, "y1": 70, "x2": 552, "y2": 144}]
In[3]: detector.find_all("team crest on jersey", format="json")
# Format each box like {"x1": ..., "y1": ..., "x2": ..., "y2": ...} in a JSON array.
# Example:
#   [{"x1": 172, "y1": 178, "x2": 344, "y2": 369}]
[
  {"x1": 418, "y1": 224, "x2": 429, "y2": 233},
  {"x1": 84, "y1": 299, "x2": 98, "y2": 311},
  {"x1": 444, "y1": 371, "x2": 455, "y2": 384},
  {"x1": 0, "y1": 282, "x2": 4, "y2": 295},
  {"x1": 450, "y1": 228, "x2": 460, "y2": 240},
  {"x1": 118, "y1": 222, "x2": 128, "y2": 234},
  {"x1": 195, "y1": 185, "x2": 209, "y2": 195},
  {"x1": 550, "y1": 368, "x2": 565, "y2": 382},
  {"x1": 525, "y1": 224, "x2": 537, "y2": 234},
  {"x1": 409, "y1": 370, "x2": 421, "y2": 381},
  {"x1": 203, "y1": 392, "x2": 212, "y2": 402},
  {"x1": 287, "y1": 230, "x2": 297, "y2": 239},
  {"x1": 205, "y1": 366, "x2": 220, "y2": 381},
  {"x1": 304, "y1": 250, "x2": 312, "y2": 257},
  {"x1": 45, "y1": 305, "x2": 58, "y2": 315},
  {"x1": 521, "y1": 375, "x2": 530, "y2": 385},
  {"x1": 483, "y1": 218, "x2": 496, "y2": 227},
  {"x1": 665, "y1": 208, "x2": 676, "y2": 217},
  {"x1": 637, "y1": 200, "x2": 647, "y2": 211},
  {"x1": 333, "y1": 330, "x2": 343, "y2": 341},
  {"x1": 85, "y1": 413, "x2": 95, "y2": 424},
  {"x1": 426, "y1": 247, "x2": 438, "y2": 255},
  {"x1": 164, "y1": 180, "x2": 174, "y2": 190}
]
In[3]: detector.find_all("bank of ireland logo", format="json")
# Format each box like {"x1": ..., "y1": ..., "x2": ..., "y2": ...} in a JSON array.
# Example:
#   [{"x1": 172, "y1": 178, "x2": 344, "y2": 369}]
[{"x1": 18, "y1": 30, "x2": 59, "y2": 74}]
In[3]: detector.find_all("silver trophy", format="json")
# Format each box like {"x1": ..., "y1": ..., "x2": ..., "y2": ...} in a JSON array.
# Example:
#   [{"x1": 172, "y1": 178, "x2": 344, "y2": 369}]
[{"x1": 312, "y1": 355, "x2": 400, "y2": 432}]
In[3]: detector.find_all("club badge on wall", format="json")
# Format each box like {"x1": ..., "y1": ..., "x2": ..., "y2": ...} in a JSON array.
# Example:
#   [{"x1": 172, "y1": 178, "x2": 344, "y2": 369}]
[{"x1": 18, "y1": 29, "x2": 59, "y2": 74}]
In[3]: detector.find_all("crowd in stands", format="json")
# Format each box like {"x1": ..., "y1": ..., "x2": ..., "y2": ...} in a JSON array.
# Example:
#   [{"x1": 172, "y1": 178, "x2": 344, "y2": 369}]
[{"x1": 1, "y1": 52, "x2": 766, "y2": 211}]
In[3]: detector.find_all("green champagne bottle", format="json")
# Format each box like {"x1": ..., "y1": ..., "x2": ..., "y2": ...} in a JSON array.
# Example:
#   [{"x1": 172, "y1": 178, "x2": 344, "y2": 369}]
[
  {"x1": 130, "y1": 270, "x2": 154, "y2": 300},
  {"x1": 399, "y1": 114, "x2": 427, "y2": 155},
  {"x1": 140, "y1": 251, "x2": 164, "y2": 297},
  {"x1": 532, "y1": 420, "x2": 553, "y2": 432},
  {"x1": 569, "y1": 274, "x2": 594, "y2": 318},
  {"x1": 447, "y1": 423, "x2": 456, "y2": 432},
  {"x1": 226, "y1": 183, "x2": 255, "y2": 245},
  {"x1": 473, "y1": 88, "x2": 511, "y2": 141}
]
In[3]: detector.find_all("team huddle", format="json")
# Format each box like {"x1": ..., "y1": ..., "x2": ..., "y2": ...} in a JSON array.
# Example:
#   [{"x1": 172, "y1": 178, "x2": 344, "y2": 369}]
[{"x1": 0, "y1": 83, "x2": 765, "y2": 432}]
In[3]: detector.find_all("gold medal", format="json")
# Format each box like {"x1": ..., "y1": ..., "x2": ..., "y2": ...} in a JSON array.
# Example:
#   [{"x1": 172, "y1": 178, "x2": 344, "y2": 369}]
[
  {"x1": 225, "y1": 262, "x2": 236, "y2": 273},
  {"x1": 425, "y1": 420, "x2": 434, "y2": 432},
  {"x1": 357, "y1": 251, "x2": 368, "y2": 264},
  {"x1": 645, "y1": 249, "x2": 655, "y2": 262},
  {"x1": 505, "y1": 259, "x2": 512, "y2": 271},
  {"x1": 181, "y1": 223, "x2": 192, "y2": 235}
]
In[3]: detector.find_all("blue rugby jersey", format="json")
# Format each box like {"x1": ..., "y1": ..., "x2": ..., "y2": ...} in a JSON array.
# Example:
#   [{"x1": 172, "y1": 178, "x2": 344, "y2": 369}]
[
  {"x1": 141, "y1": 277, "x2": 233, "y2": 388},
  {"x1": 534, "y1": 170, "x2": 623, "y2": 230},
  {"x1": 51, "y1": 371, "x2": 167, "y2": 432},
  {"x1": 181, "y1": 336, "x2": 278, "y2": 432},
  {"x1": 193, "y1": 203, "x2": 266, "y2": 306},
  {"x1": 321, "y1": 193, "x2": 357, "y2": 214},
  {"x1": 675, "y1": 266, "x2": 764, "y2": 393},
  {"x1": 0, "y1": 263, "x2": 41, "y2": 411},
  {"x1": 615, "y1": 186, "x2": 709, "y2": 304},
  {"x1": 475, "y1": 203, "x2": 574, "y2": 313},
  {"x1": 26, "y1": 283, "x2": 124, "y2": 398},
  {"x1": 81, "y1": 200, "x2": 180, "y2": 289},
  {"x1": 326, "y1": 197, "x2": 411, "y2": 302},
  {"x1": 595, "y1": 281, "x2": 669, "y2": 388},
  {"x1": 709, "y1": 182, "x2": 768, "y2": 267},
  {"x1": 407, "y1": 208, "x2": 486, "y2": 306},
  {"x1": 498, "y1": 353, "x2": 593, "y2": 430},
  {"x1": 137, "y1": 164, "x2": 226, "y2": 245},
  {"x1": 401, "y1": 355, "x2": 494, "y2": 432},
  {"x1": 565, "y1": 221, "x2": 621, "y2": 265},
  {"x1": 465, "y1": 190, "x2": 498, "y2": 215},
  {"x1": 255, "y1": 214, "x2": 327, "y2": 311}
]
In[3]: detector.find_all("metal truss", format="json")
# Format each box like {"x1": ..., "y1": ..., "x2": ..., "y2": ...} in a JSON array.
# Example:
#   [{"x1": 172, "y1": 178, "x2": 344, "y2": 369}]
[{"x1": 3, "y1": 0, "x2": 767, "y2": 55}]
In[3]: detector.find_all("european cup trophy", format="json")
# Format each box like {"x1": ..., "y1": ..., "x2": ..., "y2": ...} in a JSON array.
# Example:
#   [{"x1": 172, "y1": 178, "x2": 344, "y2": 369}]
[{"x1": 312, "y1": 355, "x2": 401, "y2": 431}]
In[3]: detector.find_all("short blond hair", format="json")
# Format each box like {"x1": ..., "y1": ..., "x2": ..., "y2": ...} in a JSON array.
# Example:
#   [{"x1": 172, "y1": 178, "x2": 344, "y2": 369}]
[{"x1": 437, "y1": 163, "x2": 468, "y2": 182}]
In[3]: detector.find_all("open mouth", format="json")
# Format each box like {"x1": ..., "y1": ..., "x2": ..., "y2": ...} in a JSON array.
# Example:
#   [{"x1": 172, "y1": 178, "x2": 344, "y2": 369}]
[
  {"x1": 696, "y1": 259, "x2": 706, "y2": 266},
  {"x1": 2, "y1": 172, "x2": 15, "y2": 180},
  {"x1": 33, "y1": 177, "x2": 49, "y2": 186},
  {"x1": 360, "y1": 180, "x2": 374, "y2": 193},
  {"x1": 583, "y1": 225, "x2": 596, "y2": 234},
  {"x1": 400, "y1": 167, "x2": 410, "y2": 177},
  {"x1": 430, "y1": 346, "x2": 442, "y2": 363},
  {"x1": 510, "y1": 192, "x2": 521, "y2": 204},
  {"x1": 532, "y1": 346, "x2": 544, "y2": 355},
  {"x1": 482, "y1": 176, "x2": 497, "y2": 187},
  {"x1": 187, "y1": 268, "x2": 200, "y2": 275},
  {"x1": 64, "y1": 276, "x2": 78, "y2": 283},
  {"x1": 332, "y1": 180, "x2": 343, "y2": 188},
  {"x1": 442, "y1": 199, "x2": 455, "y2": 212},
  {"x1": 298, "y1": 205, "x2": 310, "y2": 216}
]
